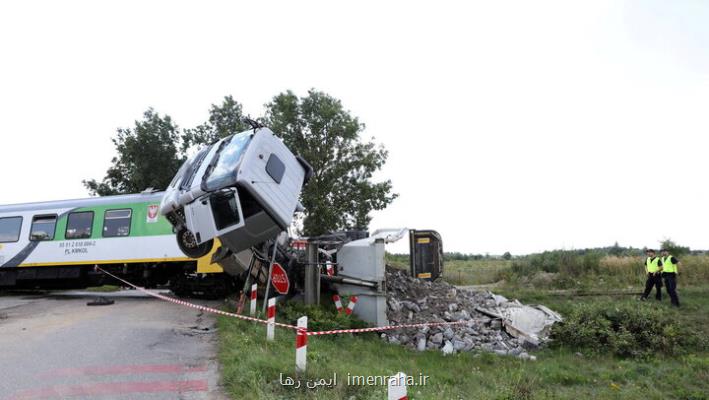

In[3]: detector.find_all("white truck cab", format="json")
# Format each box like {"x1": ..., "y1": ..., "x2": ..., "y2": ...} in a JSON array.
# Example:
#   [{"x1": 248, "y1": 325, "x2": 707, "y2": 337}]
[{"x1": 160, "y1": 127, "x2": 312, "y2": 258}]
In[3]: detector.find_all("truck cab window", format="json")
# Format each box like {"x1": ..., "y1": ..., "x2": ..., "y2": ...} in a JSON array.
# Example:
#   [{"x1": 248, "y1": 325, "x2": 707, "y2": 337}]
[
  {"x1": 30, "y1": 215, "x2": 57, "y2": 241},
  {"x1": 66, "y1": 211, "x2": 94, "y2": 239}
]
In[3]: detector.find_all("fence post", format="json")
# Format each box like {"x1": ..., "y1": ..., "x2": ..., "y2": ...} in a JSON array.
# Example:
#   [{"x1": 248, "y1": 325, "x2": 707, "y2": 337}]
[
  {"x1": 345, "y1": 296, "x2": 358, "y2": 315},
  {"x1": 250, "y1": 283, "x2": 257, "y2": 316},
  {"x1": 295, "y1": 316, "x2": 308, "y2": 373},
  {"x1": 266, "y1": 298, "x2": 276, "y2": 341},
  {"x1": 388, "y1": 372, "x2": 408, "y2": 400},
  {"x1": 332, "y1": 294, "x2": 343, "y2": 313}
]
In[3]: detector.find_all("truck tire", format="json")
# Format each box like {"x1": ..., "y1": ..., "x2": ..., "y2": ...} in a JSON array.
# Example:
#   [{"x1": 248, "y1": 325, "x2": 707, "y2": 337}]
[{"x1": 176, "y1": 228, "x2": 213, "y2": 259}]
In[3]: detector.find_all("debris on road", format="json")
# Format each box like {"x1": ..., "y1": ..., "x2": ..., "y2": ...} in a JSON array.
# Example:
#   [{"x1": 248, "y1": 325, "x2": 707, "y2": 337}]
[
  {"x1": 86, "y1": 297, "x2": 115, "y2": 306},
  {"x1": 383, "y1": 268, "x2": 562, "y2": 358}
]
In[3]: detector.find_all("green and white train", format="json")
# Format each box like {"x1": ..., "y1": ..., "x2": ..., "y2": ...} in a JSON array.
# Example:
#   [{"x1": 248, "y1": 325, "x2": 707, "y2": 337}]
[{"x1": 0, "y1": 191, "x2": 228, "y2": 295}]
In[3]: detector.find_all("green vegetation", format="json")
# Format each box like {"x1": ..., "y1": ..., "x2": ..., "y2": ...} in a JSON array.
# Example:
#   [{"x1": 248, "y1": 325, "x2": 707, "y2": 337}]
[
  {"x1": 428, "y1": 247, "x2": 709, "y2": 290},
  {"x1": 218, "y1": 287, "x2": 709, "y2": 399},
  {"x1": 264, "y1": 90, "x2": 397, "y2": 235},
  {"x1": 219, "y1": 246, "x2": 708, "y2": 399},
  {"x1": 84, "y1": 285, "x2": 121, "y2": 292},
  {"x1": 385, "y1": 252, "x2": 512, "y2": 286},
  {"x1": 443, "y1": 259, "x2": 512, "y2": 286},
  {"x1": 551, "y1": 301, "x2": 706, "y2": 357}
]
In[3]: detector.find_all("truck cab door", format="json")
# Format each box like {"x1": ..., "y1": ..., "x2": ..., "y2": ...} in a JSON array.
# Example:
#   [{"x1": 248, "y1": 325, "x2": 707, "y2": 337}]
[{"x1": 185, "y1": 188, "x2": 245, "y2": 245}]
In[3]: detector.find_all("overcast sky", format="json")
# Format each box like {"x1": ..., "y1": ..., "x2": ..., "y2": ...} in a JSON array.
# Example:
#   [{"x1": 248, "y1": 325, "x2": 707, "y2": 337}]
[{"x1": 1, "y1": 1, "x2": 707, "y2": 254}]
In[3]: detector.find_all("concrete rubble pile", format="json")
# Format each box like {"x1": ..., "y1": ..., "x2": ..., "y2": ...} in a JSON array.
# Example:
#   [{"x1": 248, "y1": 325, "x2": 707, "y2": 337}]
[{"x1": 383, "y1": 268, "x2": 563, "y2": 359}]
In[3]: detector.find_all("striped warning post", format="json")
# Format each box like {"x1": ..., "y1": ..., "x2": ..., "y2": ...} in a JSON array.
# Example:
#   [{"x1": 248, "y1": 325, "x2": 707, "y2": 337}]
[
  {"x1": 266, "y1": 298, "x2": 276, "y2": 341},
  {"x1": 250, "y1": 284, "x2": 257, "y2": 316},
  {"x1": 295, "y1": 316, "x2": 308, "y2": 373},
  {"x1": 325, "y1": 262, "x2": 334, "y2": 276},
  {"x1": 388, "y1": 372, "x2": 408, "y2": 400},
  {"x1": 345, "y1": 296, "x2": 358, "y2": 315},
  {"x1": 332, "y1": 294, "x2": 343, "y2": 313}
]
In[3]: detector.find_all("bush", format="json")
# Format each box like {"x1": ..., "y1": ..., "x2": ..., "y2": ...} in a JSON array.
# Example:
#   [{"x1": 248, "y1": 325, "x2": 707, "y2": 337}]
[
  {"x1": 277, "y1": 301, "x2": 370, "y2": 333},
  {"x1": 552, "y1": 302, "x2": 703, "y2": 357}
]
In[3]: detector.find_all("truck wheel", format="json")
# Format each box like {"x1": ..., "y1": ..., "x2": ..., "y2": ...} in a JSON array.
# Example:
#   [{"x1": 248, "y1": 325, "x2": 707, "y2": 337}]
[{"x1": 177, "y1": 228, "x2": 213, "y2": 259}]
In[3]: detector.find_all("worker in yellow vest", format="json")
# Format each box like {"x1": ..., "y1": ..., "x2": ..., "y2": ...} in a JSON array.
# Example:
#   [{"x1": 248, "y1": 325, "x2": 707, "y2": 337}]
[
  {"x1": 660, "y1": 248, "x2": 681, "y2": 307},
  {"x1": 640, "y1": 249, "x2": 663, "y2": 301}
]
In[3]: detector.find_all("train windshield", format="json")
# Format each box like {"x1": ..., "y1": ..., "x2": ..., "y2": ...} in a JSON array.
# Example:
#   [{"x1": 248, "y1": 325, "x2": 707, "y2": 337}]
[{"x1": 203, "y1": 131, "x2": 252, "y2": 191}]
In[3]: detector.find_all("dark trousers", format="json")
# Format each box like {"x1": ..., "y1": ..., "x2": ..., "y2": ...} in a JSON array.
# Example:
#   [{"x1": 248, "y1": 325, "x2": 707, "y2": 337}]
[
  {"x1": 642, "y1": 273, "x2": 662, "y2": 300},
  {"x1": 662, "y1": 272, "x2": 680, "y2": 306}
]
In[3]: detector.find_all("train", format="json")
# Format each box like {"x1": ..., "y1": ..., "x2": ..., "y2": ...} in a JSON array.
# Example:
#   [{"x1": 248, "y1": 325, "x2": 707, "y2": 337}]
[
  {"x1": 0, "y1": 125, "x2": 314, "y2": 298},
  {"x1": 0, "y1": 190, "x2": 233, "y2": 297}
]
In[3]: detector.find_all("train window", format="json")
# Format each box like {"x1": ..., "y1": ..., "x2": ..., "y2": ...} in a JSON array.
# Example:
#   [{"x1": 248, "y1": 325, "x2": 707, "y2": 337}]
[
  {"x1": 103, "y1": 209, "x2": 131, "y2": 237},
  {"x1": 0, "y1": 216, "x2": 23, "y2": 242},
  {"x1": 65, "y1": 211, "x2": 94, "y2": 239},
  {"x1": 30, "y1": 215, "x2": 57, "y2": 241}
]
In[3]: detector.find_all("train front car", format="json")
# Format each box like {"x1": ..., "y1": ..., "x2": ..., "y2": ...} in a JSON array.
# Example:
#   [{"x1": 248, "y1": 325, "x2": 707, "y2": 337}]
[{"x1": 160, "y1": 127, "x2": 312, "y2": 261}]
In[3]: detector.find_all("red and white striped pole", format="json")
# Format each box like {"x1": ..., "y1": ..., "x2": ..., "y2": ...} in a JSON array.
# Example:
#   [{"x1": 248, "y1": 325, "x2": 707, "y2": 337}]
[
  {"x1": 345, "y1": 296, "x2": 358, "y2": 316},
  {"x1": 388, "y1": 372, "x2": 408, "y2": 400},
  {"x1": 266, "y1": 298, "x2": 276, "y2": 341},
  {"x1": 332, "y1": 294, "x2": 343, "y2": 313},
  {"x1": 250, "y1": 283, "x2": 257, "y2": 316},
  {"x1": 295, "y1": 316, "x2": 308, "y2": 373},
  {"x1": 325, "y1": 261, "x2": 334, "y2": 276}
]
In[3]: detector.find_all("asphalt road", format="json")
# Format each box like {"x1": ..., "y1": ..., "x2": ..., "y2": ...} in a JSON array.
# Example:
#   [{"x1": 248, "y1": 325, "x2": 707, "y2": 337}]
[{"x1": 0, "y1": 290, "x2": 228, "y2": 400}]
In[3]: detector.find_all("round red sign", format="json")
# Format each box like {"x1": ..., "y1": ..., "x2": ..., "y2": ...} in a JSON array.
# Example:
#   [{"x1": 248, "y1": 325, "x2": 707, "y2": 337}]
[{"x1": 270, "y1": 263, "x2": 290, "y2": 295}]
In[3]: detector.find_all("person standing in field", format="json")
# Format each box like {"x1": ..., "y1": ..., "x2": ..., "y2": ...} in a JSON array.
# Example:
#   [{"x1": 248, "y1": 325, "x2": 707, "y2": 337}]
[
  {"x1": 660, "y1": 248, "x2": 681, "y2": 307},
  {"x1": 640, "y1": 249, "x2": 663, "y2": 301}
]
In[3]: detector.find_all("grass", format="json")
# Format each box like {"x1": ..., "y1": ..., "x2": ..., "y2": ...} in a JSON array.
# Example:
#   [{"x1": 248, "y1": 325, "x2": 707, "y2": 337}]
[
  {"x1": 442, "y1": 259, "x2": 512, "y2": 286},
  {"x1": 217, "y1": 253, "x2": 708, "y2": 399},
  {"x1": 217, "y1": 287, "x2": 709, "y2": 399},
  {"x1": 385, "y1": 253, "x2": 512, "y2": 286},
  {"x1": 84, "y1": 285, "x2": 121, "y2": 292},
  {"x1": 438, "y1": 255, "x2": 709, "y2": 290}
]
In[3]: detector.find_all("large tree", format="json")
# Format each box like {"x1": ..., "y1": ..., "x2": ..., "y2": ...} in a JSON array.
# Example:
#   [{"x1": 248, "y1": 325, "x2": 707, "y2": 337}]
[
  {"x1": 85, "y1": 97, "x2": 249, "y2": 196},
  {"x1": 85, "y1": 92, "x2": 398, "y2": 236},
  {"x1": 180, "y1": 95, "x2": 249, "y2": 153},
  {"x1": 264, "y1": 90, "x2": 397, "y2": 236},
  {"x1": 83, "y1": 109, "x2": 183, "y2": 196}
]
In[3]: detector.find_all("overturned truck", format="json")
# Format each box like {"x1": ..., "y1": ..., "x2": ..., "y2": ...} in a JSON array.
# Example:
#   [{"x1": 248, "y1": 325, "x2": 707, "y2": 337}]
[
  {"x1": 160, "y1": 126, "x2": 312, "y2": 260},
  {"x1": 159, "y1": 125, "x2": 560, "y2": 356}
]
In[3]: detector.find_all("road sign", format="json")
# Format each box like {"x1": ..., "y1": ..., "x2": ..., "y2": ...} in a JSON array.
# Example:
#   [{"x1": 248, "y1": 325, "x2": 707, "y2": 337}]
[{"x1": 271, "y1": 263, "x2": 290, "y2": 295}]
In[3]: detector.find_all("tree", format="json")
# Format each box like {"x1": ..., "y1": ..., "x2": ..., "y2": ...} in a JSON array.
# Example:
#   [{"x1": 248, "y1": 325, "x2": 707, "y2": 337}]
[
  {"x1": 180, "y1": 95, "x2": 249, "y2": 153},
  {"x1": 608, "y1": 241, "x2": 624, "y2": 256},
  {"x1": 502, "y1": 251, "x2": 512, "y2": 260},
  {"x1": 263, "y1": 90, "x2": 398, "y2": 236},
  {"x1": 659, "y1": 238, "x2": 690, "y2": 257},
  {"x1": 83, "y1": 109, "x2": 183, "y2": 196}
]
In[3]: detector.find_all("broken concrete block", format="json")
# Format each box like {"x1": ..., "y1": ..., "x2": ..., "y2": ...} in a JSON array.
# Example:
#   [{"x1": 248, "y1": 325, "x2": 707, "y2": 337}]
[{"x1": 442, "y1": 341, "x2": 454, "y2": 355}]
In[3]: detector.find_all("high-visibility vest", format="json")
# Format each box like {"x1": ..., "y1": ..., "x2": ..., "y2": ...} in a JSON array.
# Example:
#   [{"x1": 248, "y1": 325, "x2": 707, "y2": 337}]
[
  {"x1": 645, "y1": 257, "x2": 660, "y2": 273},
  {"x1": 662, "y1": 256, "x2": 677, "y2": 273}
]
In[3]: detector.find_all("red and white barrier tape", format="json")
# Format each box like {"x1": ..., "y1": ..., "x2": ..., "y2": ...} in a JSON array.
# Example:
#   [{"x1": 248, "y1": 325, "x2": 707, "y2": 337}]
[
  {"x1": 306, "y1": 319, "x2": 470, "y2": 336},
  {"x1": 95, "y1": 267, "x2": 298, "y2": 331},
  {"x1": 96, "y1": 267, "x2": 474, "y2": 336}
]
